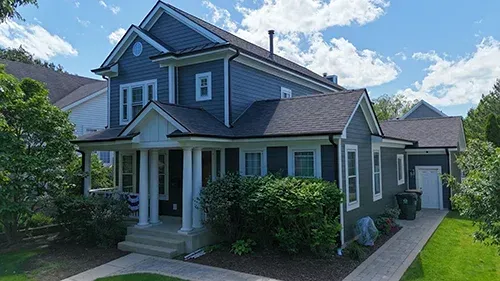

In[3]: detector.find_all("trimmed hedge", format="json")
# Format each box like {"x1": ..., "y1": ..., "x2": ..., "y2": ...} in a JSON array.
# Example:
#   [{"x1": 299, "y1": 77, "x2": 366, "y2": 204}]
[{"x1": 199, "y1": 174, "x2": 343, "y2": 256}]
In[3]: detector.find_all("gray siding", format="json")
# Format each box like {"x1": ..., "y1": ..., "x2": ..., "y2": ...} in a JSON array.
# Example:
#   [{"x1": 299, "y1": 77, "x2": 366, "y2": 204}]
[
  {"x1": 321, "y1": 145, "x2": 336, "y2": 182},
  {"x1": 109, "y1": 37, "x2": 169, "y2": 128},
  {"x1": 230, "y1": 61, "x2": 321, "y2": 122},
  {"x1": 380, "y1": 147, "x2": 407, "y2": 209},
  {"x1": 225, "y1": 148, "x2": 239, "y2": 174},
  {"x1": 149, "y1": 12, "x2": 212, "y2": 50},
  {"x1": 267, "y1": 147, "x2": 288, "y2": 176},
  {"x1": 408, "y1": 154, "x2": 450, "y2": 209},
  {"x1": 178, "y1": 60, "x2": 225, "y2": 122},
  {"x1": 405, "y1": 105, "x2": 443, "y2": 119},
  {"x1": 450, "y1": 151, "x2": 461, "y2": 183}
]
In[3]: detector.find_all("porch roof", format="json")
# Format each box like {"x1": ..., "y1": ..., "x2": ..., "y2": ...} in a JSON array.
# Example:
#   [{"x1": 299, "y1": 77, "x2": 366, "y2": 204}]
[{"x1": 72, "y1": 127, "x2": 138, "y2": 143}]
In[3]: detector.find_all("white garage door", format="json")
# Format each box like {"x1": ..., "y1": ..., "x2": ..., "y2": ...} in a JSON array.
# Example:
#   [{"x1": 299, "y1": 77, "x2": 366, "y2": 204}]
[{"x1": 416, "y1": 166, "x2": 442, "y2": 209}]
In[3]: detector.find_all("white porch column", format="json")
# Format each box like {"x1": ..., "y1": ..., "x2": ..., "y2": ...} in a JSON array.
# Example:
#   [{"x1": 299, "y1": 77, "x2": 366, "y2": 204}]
[
  {"x1": 137, "y1": 149, "x2": 150, "y2": 228},
  {"x1": 149, "y1": 150, "x2": 160, "y2": 225},
  {"x1": 179, "y1": 147, "x2": 193, "y2": 233},
  {"x1": 192, "y1": 148, "x2": 203, "y2": 229},
  {"x1": 83, "y1": 151, "x2": 92, "y2": 197}
]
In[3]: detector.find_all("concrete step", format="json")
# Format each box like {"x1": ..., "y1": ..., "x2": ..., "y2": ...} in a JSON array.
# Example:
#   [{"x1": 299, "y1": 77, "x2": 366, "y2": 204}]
[
  {"x1": 118, "y1": 241, "x2": 179, "y2": 259},
  {"x1": 127, "y1": 226, "x2": 184, "y2": 240},
  {"x1": 125, "y1": 234, "x2": 185, "y2": 253}
]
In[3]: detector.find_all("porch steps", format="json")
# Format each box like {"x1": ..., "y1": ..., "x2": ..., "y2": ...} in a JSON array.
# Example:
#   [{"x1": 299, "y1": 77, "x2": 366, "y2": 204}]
[
  {"x1": 125, "y1": 234, "x2": 185, "y2": 252},
  {"x1": 118, "y1": 241, "x2": 179, "y2": 259}
]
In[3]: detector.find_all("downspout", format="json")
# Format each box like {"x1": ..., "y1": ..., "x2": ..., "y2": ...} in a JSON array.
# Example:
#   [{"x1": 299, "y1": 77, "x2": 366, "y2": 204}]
[
  {"x1": 329, "y1": 134, "x2": 344, "y2": 254},
  {"x1": 227, "y1": 49, "x2": 240, "y2": 126},
  {"x1": 446, "y1": 148, "x2": 451, "y2": 210},
  {"x1": 102, "y1": 75, "x2": 110, "y2": 129}
]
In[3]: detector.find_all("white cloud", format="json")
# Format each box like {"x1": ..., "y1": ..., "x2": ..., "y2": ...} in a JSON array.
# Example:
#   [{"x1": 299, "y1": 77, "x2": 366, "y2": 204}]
[
  {"x1": 110, "y1": 5, "x2": 120, "y2": 15},
  {"x1": 0, "y1": 19, "x2": 77, "y2": 60},
  {"x1": 203, "y1": 0, "x2": 398, "y2": 88},
  {"x1": 108, "y1": 28, "x2": 126, "y2": 45},
  {"x1": 474, "y1": 19, "x2": 483, "y2": 24},
  {"x1": 74, "y1": 1, "x2": 80, "y2": 8},
  {"x1": 395, "y1": 51, "x2": 407, "y2": 61},
  {"x1": 76, "y1": 17, "x2": 90, "y2": 27},
  {"x1": 99, "y1": 0, "x2": 107, "y2": 8},
  {"x1": 397, "y1": 37, "x2": 500, "y2": 106}
]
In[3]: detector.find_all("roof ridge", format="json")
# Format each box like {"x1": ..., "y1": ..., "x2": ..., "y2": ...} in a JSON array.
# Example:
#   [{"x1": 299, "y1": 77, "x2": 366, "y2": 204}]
[
  {"x1": 252, "y1": 89, "x2": 364, "y2": 104},
  {"x1": 384, "y1": 116, "x2": 461, "y2": 122}
]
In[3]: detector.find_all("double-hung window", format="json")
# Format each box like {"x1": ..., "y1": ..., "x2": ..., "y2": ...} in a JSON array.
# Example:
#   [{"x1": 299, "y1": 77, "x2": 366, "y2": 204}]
[
  {"x1": 293, "y1": 151, "x2": 315, "y2": 177},
  {"x1": 372, "y1": 148, "x2": 382, "y2": 201},
  {"x1": 244, "y1": 151, "x2": 263, "y2": 176},
  {"x1": 120, "y1": 153, "x2": 136, "y2": 193},
  {"x1": 397, "y1": 154, "x2": 405, "y2": 185},
  {"x1": 158, "y1": 153, "x2": 168, "y2": 199},
  {"x1": 195, "y1": 72, "x2": 212, "y2": 101},
  {"x1": 281, "y1": 87, "x2": 292, "y2": 99},
  {"x1": 345, "y1": 144, "x2": 359, "y2": 211},
  {"x1": 119, "y1": 80, "x2": 157, "y2": 125}
]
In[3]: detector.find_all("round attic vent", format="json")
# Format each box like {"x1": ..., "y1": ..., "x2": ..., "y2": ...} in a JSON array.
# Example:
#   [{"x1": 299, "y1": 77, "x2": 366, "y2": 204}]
[{"x1": 133, "y1": 42, "x2": 143, "y2": 57}]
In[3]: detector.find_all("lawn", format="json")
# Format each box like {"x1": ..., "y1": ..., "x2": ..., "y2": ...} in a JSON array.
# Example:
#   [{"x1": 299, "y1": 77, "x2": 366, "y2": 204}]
[
  {"x1": 401, "y1": 212, "x2": 500, "y2": 281},
  {"x1": 96, "y1": 273, "x2": 186, "y2": 281}
]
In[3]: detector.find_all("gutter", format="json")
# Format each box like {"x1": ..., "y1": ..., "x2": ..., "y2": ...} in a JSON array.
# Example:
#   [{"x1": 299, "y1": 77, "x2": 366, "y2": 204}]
[{"x1": 227, "y1": 49, "x2": 240, "y2": 126}]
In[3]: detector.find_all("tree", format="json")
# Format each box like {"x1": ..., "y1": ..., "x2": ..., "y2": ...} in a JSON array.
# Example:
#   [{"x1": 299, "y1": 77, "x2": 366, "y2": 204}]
[
  {"x1": 372, "y1": 94, "x2": 418, "y2": 121},
  {"x1": 443, "y1": 140, "x2": 500, "y2": 252},
  {"x1": 0, "y1": 46, "x2": 66, "y2": 73},
  {"x1": 65, "y1": 153, "x2": 113, "y2": 195},
  {"x1": 0, "y1": 65, "x2": 75, "y2": 243},
  {"x1": 464, "y1": 80, "x2": 500, "y2": 141},
  {"x1": 0, "y1": 0, "x2": 38, "y2": 21},
  {"x1": 485, "y1": 114, "x2": 500, "y2": 147}
]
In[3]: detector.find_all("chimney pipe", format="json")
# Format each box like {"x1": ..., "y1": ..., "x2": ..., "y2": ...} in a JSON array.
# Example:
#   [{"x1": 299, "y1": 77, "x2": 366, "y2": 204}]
[{"x1": 268, "y1": 30, "x2": 275, "y2": 59}]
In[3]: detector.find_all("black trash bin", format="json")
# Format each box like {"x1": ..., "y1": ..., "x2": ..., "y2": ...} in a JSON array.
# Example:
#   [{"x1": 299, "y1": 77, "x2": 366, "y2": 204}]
[
  {"x1": 396, "y1": 193, "x2": 418, "y2": 220},
  {"x1": 405, "y1": 189, "x2": 423, "y2": 211}
]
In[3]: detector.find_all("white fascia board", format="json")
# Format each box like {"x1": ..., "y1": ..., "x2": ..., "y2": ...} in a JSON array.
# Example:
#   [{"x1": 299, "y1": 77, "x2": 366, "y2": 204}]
[
  {"x1": 153, "y1": 47, "x2": 235, "y2": 67},
  {"x1": 343, "y1": 93, "x2": 382, "y2": 138},
  {"x1": 400, "y1": 100, "x2": 447, "y2": 120},
  {"x1": 405, "y1": 148, "x2": 447, "y2": 155},
  {"x1": 102, "y1": 26, "x2": 169, "y2": 67},
  {"x1": 140, "y1": 3, "x2": 225, "y2": 43},
  {"x1": 93, "y1": 63, "x2": 119, "y2": 77},
  {"x1": 62, "y1": 88, "x2": 107, "y2": 111}
]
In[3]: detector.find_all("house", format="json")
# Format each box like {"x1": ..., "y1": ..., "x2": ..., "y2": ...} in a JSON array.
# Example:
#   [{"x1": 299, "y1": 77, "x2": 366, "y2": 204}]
[
  {"x1": 0, "y1": 59, "x2": 113, "y2": 165},
  {"x1": 73, "y1": 1, "x2": 464, "y2": 257}
]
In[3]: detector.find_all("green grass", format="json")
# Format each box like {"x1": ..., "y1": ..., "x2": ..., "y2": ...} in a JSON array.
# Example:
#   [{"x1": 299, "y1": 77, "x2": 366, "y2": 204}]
[
  {"x1": 0, "y1": 249, "x2": 40, "y2": 281},
  {"x1": 96, "y1": 273, "x2": 187, "y2": 281},
  {"x1": 401, "y1": 212, "x2": 500, "y2": 281}
]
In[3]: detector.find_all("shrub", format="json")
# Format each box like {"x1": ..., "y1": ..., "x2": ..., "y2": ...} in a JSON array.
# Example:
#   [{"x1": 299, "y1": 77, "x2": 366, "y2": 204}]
[
  {"x1": 231, "y1": 239, "x2": 256, "y2": 255},
  {"x1": 54, "y1": 194, "x2": 130, "y2": 248},
  {"x1": 26, "y1": 212, "x2": 54, "y2": 228},
  {"x1": 375, "y1": 208, "x2": 401, "y2": 235},
  {"x1": 344, "y1": 241, "x2": 368, "y2": 261},
  {"x1": 200, "y1": 174, "x2": 343, "y2": 256}
]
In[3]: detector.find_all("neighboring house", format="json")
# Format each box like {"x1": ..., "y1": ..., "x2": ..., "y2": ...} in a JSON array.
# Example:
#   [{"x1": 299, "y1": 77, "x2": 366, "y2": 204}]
[
  {"x1": 0, "y1": 59, "x2": 113, "y2": 165},
  {"x1": 72, "y1": 1, "x2": 465, "y2": 257}
]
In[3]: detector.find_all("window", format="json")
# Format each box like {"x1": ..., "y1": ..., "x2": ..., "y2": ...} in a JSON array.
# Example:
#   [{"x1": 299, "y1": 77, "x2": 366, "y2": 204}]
[
  {"x1": 345, "y1": 144, "x2": 359, "y2": 211},
  {"x1": 244, "y1": 152, "x2": 262, "y2": 176},
  {"x1": 294, "y1": 151, "x2": 315, "y2": 177},
  {"x1": 372, "y1": 148, "x2": 382, "y2": 201},
  {"x1": 121, "y1": 153, "x2": 135, "y2": 193},
  {"x1": 281, "y1": 87, "x2": 292, "y2": 99},
  {"x1": 158, "y1": 154, "x2": 168, "y2": 199},
  {"x1": 99, "y1": 151, "x2": 111, "y2": 165},
  {"x1": 397, "y1": 154, "x2": 405, "y2": 185},
  {"x1": 119, "y1": 80, "x2": 157, "y2": 124},
  {"x1": 195, "y1": 72, "x2": 212, "y2": 101}
]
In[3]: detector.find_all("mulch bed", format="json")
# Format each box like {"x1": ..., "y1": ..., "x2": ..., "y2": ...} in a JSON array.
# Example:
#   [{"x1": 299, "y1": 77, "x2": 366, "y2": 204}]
[
  {"x1": 189, "y1": 230, "x2": 398, "y2": 281},
  {"x1": 2, "y1": 235, "x2": 127, "y2": 281}
]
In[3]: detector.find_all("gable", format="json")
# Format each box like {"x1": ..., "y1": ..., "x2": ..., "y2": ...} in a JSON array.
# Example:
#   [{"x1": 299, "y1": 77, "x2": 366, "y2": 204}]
[
  {"x1": 148, "y1": 12, "x2": 213, "y2": 50},
  {"x1": 132, "y1": 110, "x2": 180, "y2": 143},
  {"x1": 401, "y1": 100, "x2": 446, "y2": 120},
  {"x1": 343, "y1": 92, "x2": 382, "y2": 138}
]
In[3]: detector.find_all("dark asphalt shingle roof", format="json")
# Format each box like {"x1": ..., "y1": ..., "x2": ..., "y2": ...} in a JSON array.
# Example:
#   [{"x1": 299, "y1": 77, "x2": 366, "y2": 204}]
[
  {"x1": 165, "y1": 3, "x2": 343, "y2": 91},
  {"x1": 0, "y1": 59, "x2": 104, "y2": 105},
  {"x1": 381, "y1": 117, "x2": 463, "y2": 148},
  {"x1": 73, "y1": 128, "x2": 138, "y2": 143},
  {"x1": 54, "y1": 81, "x2": 107, "y2": 108}
]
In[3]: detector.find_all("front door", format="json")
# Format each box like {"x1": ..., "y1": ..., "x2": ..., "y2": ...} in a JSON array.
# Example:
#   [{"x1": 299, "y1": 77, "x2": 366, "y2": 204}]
[
  {"x1": 159, "y1": 150, "x2": 183, "y2": 216},
  {"x1": 416, "y1": 167, "x2": 441, "y2": 209}
]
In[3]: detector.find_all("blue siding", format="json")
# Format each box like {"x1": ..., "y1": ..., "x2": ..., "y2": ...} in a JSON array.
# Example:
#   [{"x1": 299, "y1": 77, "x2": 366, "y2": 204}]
[
  {"x1": 321, "y1": 145, "x2": 336, "y2": 182},
  {"x1": 149, "y1": 12, "x2": 212, "y2": 50},
  {"x1": 177, "y1": 60, "x2": 225, "y2": 122},
  {"x1": 230, "y1": 61, "x2": 321, "y2": 123},
  {"x1": 109, "y1": 37, "x2": 169, "y2": 128},
  {"x1": 380, "y1": 147, "x2": 407, "y2": 209},
  {"x1": 405, "y1": 105, "x2": 443, "y2": 119},
  {"x1": 408, "y1": 154, "x2": 450, "y2": 209}
]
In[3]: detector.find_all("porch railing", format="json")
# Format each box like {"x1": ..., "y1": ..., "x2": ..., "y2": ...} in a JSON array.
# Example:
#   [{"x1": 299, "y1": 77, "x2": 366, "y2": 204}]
[{"x1": 89, "y1": 188, "x2": 140, "y2": 218}]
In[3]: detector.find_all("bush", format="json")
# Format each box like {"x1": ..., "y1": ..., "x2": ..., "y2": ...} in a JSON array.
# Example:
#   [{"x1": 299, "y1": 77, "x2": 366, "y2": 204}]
[
  {"x1": 26, "y1": 212, "x2": 54, "y2": 228},
  {"x1": 344, "y1": 241, "x2": 368, "y2": 261},
  {"x1": 231, "y1": 239, "x2": 256, "y2": 255},
  {"x1": 375, "y1": 208, "x2": 401, "y2": 235},
  {"x1": 200, "y1": 174, "x2": 343, "y2": 256},
  {"x1": 54, "y1": 194, "x2": 130, "y2": 248}
]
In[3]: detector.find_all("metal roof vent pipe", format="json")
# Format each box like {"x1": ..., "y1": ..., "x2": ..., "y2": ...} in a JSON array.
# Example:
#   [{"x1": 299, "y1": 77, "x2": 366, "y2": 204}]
[{"x1": 268, "y1": 30, "x2": 275, "y2": 59}]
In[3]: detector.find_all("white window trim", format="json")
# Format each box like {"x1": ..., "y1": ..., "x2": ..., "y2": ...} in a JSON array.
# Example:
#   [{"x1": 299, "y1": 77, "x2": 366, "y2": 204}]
[
  {"x1": 397, "y1": 154, "x2": 405, "y2": 185},
  {"x1": 280, "y1": 87, "x2": 292, "y2": 99},
  {"x1": 119, "y1": 79, "x2": 158, "y2": 125},
  {"x1": 239, "y1": 148, "x2": 267, "y2": 176},
  {"x1": 372, "y1": 147, "x2": 382, "y2": 201},
  {"x1": 159, "y1": 151, "x2": 169, "y2": 201},
  {"x1": 195, "y1": 72, "x2": 212, "y2": 101},
  {"x1": 119, "y1": 152, "x2": 137, "y2": 194},
  {"x1": 345, "y1": 144, "x2": 360, "y2": 211},
  {"x1": 287, "y1": 144, "x2": 322, "y2": 178}
]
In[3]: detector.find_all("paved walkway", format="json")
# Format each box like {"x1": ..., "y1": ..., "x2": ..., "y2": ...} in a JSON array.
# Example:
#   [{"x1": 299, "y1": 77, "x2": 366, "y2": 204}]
[
  {"x1": 343, "y1": 209, "x2": 448, "y2": 281},
  {"x1": 62, "y1": 253, "x2": 277, "y2": 281}
]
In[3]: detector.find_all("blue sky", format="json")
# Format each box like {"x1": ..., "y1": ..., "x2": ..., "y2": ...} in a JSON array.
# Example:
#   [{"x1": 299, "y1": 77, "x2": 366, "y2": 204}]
[{"x1": 9, "y1": 0, "x2": 500, "y2": 116}]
